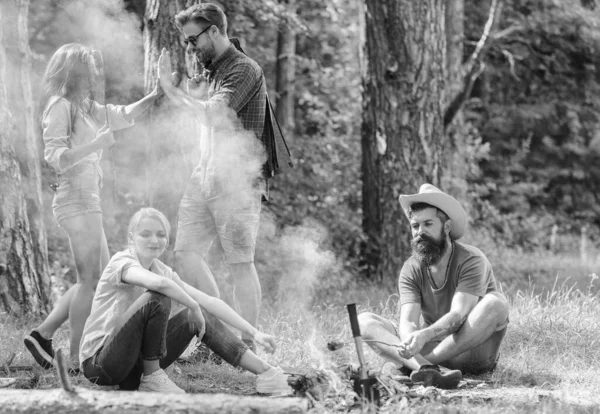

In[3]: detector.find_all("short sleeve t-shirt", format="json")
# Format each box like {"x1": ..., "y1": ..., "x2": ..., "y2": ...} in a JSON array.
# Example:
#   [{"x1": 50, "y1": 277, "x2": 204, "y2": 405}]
[
  {"x1": 398, "y1": 242, "x2": 498, "y2": 326},
  {"x1": 79, "y1": 250, "x2": 182, "y2": 365}
]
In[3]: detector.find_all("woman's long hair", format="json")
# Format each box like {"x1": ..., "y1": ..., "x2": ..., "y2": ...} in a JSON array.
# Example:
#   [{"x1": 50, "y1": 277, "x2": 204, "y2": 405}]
[{"x1": 39, "y1": 43, "x2": 100, "y2": 131}]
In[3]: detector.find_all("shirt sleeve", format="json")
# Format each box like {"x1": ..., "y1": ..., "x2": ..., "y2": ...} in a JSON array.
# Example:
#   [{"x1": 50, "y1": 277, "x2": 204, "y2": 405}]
[
  {"x1": 205, "y1": 62, "x2": 262, "y2": 114},
  {"x1": 90, "y1": 100, "x2": 134, "y2": 131},
  {"x1": 103, "y1": 251, "x2": 143, "y2": 286},
  {"x1": 398, "y1": 261, "x2": 422, "y2": 306},
  {"x1": 456, "y1": 255, "x2": 488, "y2": 297},
  {"x1": 42, "y1": 98, "x2": 72, "y2": 173}
]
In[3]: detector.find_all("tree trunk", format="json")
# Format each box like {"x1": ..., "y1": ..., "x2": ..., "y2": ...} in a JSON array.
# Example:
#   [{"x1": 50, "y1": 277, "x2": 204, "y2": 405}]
[
  {"x1": 0, "y1": 0, "x2": 51, "y2": 314},
  {"x1": 0, "y1": 388, "x2": 308, "y2": 414},
  {"x1": 139, "y1": 0, "x2": 201, "y2": 224},
  {"x1": 361, "y1": 0, "x2": 446, "y2": 279},
  {"x1": 275, "y1": 0, "x2": 297, "y2": 134},
  {"x1": 443, "y1": 0, "x2": 469, "y2": 202}
]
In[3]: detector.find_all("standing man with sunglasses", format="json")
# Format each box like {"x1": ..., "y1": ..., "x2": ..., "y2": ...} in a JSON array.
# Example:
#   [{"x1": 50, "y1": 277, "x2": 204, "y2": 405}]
[{"x1": 157, "y1": 3, "x2": 270, "y2": 354}]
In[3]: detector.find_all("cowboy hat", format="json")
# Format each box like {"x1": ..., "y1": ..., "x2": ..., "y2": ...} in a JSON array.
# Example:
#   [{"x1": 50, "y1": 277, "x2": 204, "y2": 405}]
[{"x1": 398, "y1": 184, "x2": 467, "y2": 240}]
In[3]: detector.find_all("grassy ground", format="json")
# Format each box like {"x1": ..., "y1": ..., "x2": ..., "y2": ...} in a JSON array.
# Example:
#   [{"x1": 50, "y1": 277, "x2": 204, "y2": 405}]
[{"x1": 1, "y1": 257, "x2": 599, "y2": 413}]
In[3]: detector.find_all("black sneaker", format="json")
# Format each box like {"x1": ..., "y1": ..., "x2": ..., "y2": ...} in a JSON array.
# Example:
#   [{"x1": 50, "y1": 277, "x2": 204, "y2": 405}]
[
  {"x1": 24, "y1": 330, "x2": 54, "y2": 369},
  {"x1": 410, "y1": 364, "x2": 462, "y2": 389}
]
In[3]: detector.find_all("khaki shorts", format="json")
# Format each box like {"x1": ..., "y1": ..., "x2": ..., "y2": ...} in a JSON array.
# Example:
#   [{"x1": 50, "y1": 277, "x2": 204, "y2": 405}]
[{"x1": 174, "y1": 175, "x2": 262, "y2": 264}]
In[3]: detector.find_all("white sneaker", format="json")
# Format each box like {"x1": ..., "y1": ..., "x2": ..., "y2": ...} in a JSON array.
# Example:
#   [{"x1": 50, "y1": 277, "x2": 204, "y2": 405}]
[
  {"x1": 256, "y1": 366, "x2": 293, "y2": 395},
  {"x1": 138, "y1": 369, "x2": 185, "y2": 394}
]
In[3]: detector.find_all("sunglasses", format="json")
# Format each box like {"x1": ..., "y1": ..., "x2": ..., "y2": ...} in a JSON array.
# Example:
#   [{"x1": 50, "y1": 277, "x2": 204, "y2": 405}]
[{"x1": 183, "y1": 25, "x2": 213, "y2": 47}]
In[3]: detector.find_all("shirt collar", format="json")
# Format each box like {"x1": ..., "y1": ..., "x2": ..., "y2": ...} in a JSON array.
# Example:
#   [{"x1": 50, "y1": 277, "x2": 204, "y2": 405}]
[{"x1": 204, "y1": 43, "x2": 237, "y2": 77}]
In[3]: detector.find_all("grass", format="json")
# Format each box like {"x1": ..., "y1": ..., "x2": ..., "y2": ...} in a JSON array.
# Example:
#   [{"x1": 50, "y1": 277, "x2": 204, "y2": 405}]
[{"x1": 1, "y1": 258, "x2": 599, "y2": 413}]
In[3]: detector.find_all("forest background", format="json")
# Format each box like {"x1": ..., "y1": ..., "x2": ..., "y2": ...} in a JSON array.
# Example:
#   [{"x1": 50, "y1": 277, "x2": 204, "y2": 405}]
[{"x1": 15, "y1": 0, "x2": 599, "y2": 309}]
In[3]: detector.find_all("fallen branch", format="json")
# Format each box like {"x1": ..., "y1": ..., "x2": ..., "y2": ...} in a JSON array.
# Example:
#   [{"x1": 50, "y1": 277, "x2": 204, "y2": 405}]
[
  {"x1": 0, "y1": 388, "x2": 309, "y2": 414},
  {"x1": 54, "y1": 349, "x2": 74, "y2": 393}
]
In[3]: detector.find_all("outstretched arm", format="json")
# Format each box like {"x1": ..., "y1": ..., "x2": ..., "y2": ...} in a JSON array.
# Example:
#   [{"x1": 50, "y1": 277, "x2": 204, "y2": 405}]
[
  {"x1": 176, "y1": 279, "x2": 276, "y2": 353},
  {"x1": 123, "y1": 84, "x2": 161, "y2": 120}
]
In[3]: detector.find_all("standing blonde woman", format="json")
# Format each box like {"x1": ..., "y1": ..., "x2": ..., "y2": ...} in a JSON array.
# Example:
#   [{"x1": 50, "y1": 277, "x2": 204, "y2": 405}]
[
  {"x1": 79, "y1": 207, "x2": 291, "y2": 394},
  {"x1": 24, "y1": 43, "x2": 160, "y2": 370}
]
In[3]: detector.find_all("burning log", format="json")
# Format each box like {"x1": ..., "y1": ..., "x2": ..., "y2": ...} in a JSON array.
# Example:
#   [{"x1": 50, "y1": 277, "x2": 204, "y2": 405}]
[{"x1": 284, "y1": 367, "x2": 331, "y2": 400}]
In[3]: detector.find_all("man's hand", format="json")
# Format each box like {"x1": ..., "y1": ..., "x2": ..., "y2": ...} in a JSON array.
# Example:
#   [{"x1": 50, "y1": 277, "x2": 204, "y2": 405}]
[
  {"x1": 186, "y1": 74, "x2": 207, "y2": 99},
  {"x1": 254, "y1": 331, "x2": 277, "y2": 354},
  {"x1": 398, "y1": 330, "x2": 429, "y2": 359}
]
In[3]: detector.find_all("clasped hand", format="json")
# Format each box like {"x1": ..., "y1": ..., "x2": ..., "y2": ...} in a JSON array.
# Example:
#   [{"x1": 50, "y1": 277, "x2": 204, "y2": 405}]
[
  {"x1": 397, "y1": 330, "x2": 428, "y2": 359},
  {"x1": 254, "y1": 332, "x2": 277, "y2": 354}
]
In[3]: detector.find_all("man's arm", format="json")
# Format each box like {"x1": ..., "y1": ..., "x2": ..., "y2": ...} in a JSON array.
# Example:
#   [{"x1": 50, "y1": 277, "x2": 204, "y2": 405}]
[
  {"x1": 420, "y1": 292, "x2": 478, "y2": 342},
  {"x1": 398, "y1": 302, "x2": 422, "y2": 339}
]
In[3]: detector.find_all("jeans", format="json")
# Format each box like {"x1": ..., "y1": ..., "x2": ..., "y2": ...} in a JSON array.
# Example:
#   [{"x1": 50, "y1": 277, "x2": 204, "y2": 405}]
[{"x1": 81, "y1": 291, "x2": 248, "y2": 390}]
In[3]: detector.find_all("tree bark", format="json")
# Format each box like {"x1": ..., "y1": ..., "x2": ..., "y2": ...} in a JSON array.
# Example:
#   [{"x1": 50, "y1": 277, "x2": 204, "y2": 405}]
[
  {"x1": 0, "y1": 0, "x2": 51, "y2": 314},
  {"x1": 0, "y1": 388, "x2": 308, "y2": 414},
  {"x1": 275, "y1": 0, "x2": 297, "y2": 134},
  {"x1": 361, "y1": 0, "x2": 446, "y2": 279}
]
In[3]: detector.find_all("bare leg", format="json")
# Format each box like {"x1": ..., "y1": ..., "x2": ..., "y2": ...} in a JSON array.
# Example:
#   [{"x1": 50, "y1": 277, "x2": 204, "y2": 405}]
[
  {"x1": 175, "y1": 250, "x2": 220, "y2": 297},
  {"x1": 229, "y1": 262, "x2": 261, "y2": 342},
  {"x1": 238, "y1": 350, "x2": 271, "y2": 374},
  {"x1": 60, "y1": 212, "x2": 109, "y2": 365},
  {"x1": 35, "y1": 284, "x2": 78, "y2": 339},
  {"x1": 358, "y1": 312, "x2": 430, "y2": 371},
  {"x1": 423, "y1": 292, "x2": 509, "y2": 365}
]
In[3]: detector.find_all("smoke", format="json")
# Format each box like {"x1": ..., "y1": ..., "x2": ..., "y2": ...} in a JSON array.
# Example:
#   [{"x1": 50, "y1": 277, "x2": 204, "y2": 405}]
[
  {"x1": 258, "y1": 210, "x2": 338, "y2": 313},
  {"x1": 57, "y1": 0, "x2": 144, "y2": 99}
]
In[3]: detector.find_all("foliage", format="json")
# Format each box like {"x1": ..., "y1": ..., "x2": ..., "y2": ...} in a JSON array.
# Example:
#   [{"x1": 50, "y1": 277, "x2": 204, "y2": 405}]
[{"x1": 465, "y1": 0, "x2": 600, "y2": 251}]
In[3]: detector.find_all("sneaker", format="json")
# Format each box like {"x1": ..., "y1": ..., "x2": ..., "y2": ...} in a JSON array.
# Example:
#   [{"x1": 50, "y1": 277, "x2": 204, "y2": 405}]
[
  {"x1": 138, "y1": 369, "x2": 185, "y2": 394},
  {"x1": 256, "y1": 366, "x2": 293, "y2": 395},
  {"x1": 24, "y1": 330, "x2": 54, "y2": 369},
  {"x1": 410, "y1": 364, "x2": 462, "y2": 389}
]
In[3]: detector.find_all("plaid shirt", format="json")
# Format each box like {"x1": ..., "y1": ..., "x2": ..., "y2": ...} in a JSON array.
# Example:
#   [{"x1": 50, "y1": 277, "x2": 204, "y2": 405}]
[{"x1": 194, "y1": 44, "x2": 268, "y2": 195}]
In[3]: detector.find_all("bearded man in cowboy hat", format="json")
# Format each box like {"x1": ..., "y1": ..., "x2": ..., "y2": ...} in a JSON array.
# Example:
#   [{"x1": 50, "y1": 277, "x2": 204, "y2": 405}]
[{"x1": 358, "y1": 184, "x2": 509, "y2": 389}]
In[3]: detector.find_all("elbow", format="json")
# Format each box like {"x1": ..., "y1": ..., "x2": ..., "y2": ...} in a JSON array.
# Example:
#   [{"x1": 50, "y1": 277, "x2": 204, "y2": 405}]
[{"x1": 149, "y1": 277, "x2": 170, "y2": 294}]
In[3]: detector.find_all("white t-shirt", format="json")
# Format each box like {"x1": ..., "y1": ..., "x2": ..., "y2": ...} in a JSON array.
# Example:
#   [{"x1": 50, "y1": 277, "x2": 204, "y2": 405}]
[{"x1": 79, "y1": 249, "x2": 182, "y2": 365}]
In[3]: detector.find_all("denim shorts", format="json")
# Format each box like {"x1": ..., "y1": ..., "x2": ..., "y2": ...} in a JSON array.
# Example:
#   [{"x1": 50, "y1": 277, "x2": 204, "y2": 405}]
[
  {"x1": 174, "y1": 174, "x2": 262, "y2": 264},
  {"x1": 52, "y1": 163, "x2": 102, "y2": 224}
]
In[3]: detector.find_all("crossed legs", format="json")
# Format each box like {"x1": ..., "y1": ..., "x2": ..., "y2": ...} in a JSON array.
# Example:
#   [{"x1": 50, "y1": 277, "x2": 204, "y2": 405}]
[{"x1": 358, "y1": 292, "x2": 510, "y2": 374}]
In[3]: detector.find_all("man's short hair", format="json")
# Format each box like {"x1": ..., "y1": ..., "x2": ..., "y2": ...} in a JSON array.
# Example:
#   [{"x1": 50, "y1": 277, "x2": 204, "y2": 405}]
[
  {"x1": 175, "y1": 3, "x2": 228, "y2": 36},
  {"x1": 407, "y1": 202, "x2": 450, "y2": 224}
]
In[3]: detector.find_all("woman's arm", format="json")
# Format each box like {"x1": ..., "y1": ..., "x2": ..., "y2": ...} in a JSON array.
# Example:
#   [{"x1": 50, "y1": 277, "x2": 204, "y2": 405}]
[
  {"x1": 58, "y1": 124, "x2": 114, "y2": 169},
  {"x1": 123, "y1": 84, "x2": 161, "y2": 121},
  {"x1": 122, "y1": 266, "x2": 201, "y2": 312},
  {"x1": 173, "y1": 278, "x2": 257, "y2": 338}
]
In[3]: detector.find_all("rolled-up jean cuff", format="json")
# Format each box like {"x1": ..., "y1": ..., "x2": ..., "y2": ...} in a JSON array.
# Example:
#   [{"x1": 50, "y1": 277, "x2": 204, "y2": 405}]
[{"x1": 231, "y1": 343, "x2": 249, "y2": 367}]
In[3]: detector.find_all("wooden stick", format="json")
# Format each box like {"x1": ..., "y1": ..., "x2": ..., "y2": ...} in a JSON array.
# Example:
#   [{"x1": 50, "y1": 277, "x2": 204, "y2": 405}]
[{"x1": 54, "y1": 349, "x2": 74, "y2": 393}]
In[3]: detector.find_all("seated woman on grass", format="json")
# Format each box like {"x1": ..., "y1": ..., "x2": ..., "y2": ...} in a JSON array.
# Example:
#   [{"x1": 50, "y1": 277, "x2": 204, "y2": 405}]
[{"x1": 79, "y1": 207, "x2": 291, "y2": 394}]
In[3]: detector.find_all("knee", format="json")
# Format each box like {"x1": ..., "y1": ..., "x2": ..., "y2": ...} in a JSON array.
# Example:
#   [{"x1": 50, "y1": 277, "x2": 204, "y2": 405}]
[
  {"x1": 357, "y1": 312, "x2": 379, "y2": 338},
  {"x1": 144, "y1": 291, "x2": 172, "y2": 313},
  {"x1": 481, "y1": 293, "x2": 509, "y2": 321}
]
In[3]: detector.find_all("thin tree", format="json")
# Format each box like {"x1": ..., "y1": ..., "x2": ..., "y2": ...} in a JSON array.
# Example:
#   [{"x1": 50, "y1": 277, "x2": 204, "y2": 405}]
[
  {"x1": 0, "y1": 0, "x2": 51, "y2": 313},
  {"x1": 361, "y1": 0, "x2": 446, "y2": 280}
]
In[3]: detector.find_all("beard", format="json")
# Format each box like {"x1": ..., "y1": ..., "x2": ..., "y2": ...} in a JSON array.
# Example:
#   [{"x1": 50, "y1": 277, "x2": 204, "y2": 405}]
[
  {"x1": 196, "y1": 42, "x2": 217, "y2": 66},
  {"x1": 411, "y1": 230, "x2": 447, "y2": 267}
]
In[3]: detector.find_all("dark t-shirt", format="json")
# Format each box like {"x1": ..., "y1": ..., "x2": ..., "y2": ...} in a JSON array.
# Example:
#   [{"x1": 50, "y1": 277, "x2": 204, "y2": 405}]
[{"x1": 398, "y1": 242, "x2": 498, "y2": 326}]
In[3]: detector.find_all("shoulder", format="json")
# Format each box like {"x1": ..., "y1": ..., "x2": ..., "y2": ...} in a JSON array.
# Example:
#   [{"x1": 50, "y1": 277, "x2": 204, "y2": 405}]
[
  {"x1": 44, "y1": 96, "x2": 71, "y2": 116},
  {"x1": 399, "y1": 256, "x2": 422, "y2": 279},
  {"x1": 105, "y1": 250, "x2": 140, "y2": 271},
  {"x1": 453, "y1": 242, "x2": 493, "y2": 275},
  {"x1": 231, "y1": 52, "x2": 263, "y2": 77}
]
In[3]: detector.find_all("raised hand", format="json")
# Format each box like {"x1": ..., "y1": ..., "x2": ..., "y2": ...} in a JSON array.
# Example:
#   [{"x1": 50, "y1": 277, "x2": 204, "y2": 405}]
[{"x1": 157, "y1": 48, "x2": 174, "y2": 89}]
